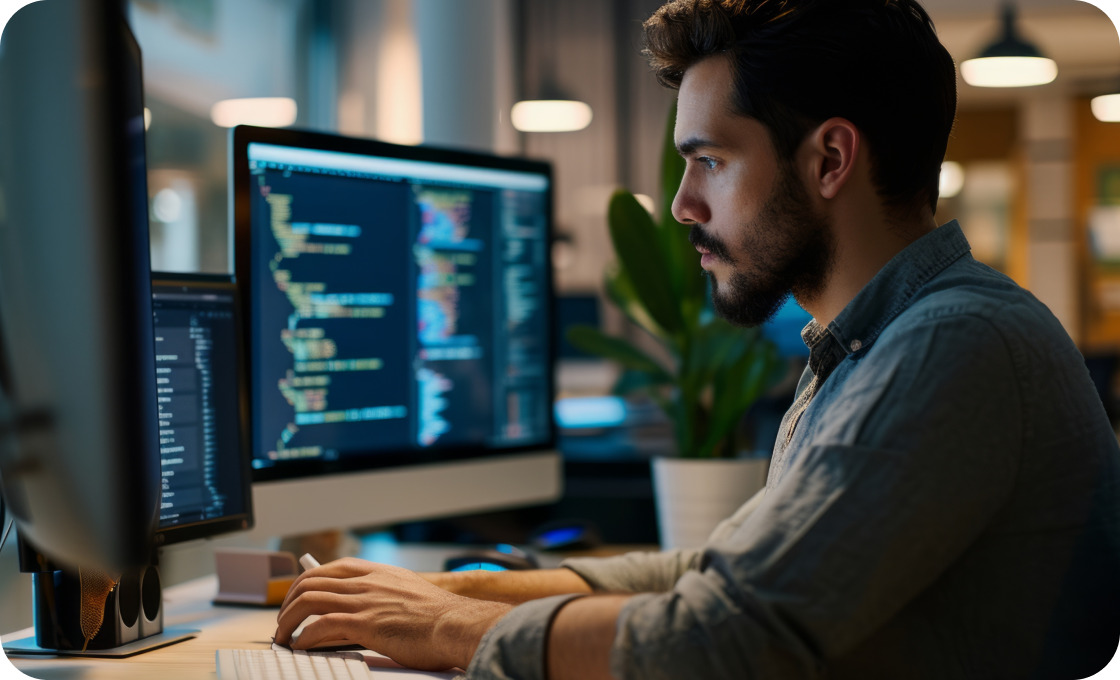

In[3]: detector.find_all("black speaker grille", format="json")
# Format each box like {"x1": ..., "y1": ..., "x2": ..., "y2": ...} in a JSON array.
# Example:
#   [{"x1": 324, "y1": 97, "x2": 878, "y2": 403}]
[
  {"x1": 141, "y1": 567, "x2": 161, "y2": 622},
  {"x1": 117, "y1": 569, "x2": 140, "y2": 628}
]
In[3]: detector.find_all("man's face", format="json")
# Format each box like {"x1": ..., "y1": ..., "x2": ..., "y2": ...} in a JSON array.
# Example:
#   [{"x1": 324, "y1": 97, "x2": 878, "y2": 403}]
[{"x1": 672, "y1": 56, "x2": 835, "y2": 327}]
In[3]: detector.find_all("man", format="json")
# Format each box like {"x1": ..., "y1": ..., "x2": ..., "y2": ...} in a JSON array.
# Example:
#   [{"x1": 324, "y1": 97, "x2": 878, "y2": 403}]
[{"x1": 275, "y1": 0, "x2": 1120, "y2": 677}]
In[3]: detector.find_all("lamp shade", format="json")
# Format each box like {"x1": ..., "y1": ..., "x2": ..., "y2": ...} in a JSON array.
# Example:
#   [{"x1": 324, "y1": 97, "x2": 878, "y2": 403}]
[
  {"x1": 961, "y1": 5, "x2": 1056, "y2": 88},
  {"x1": 210, "y1": 97, "x2": 298, "y2": 128},
  {"x1": 1092, "y1": 94, "x2": 1120, "y2": 122},
  {"x1": 511, "y1": 100, "x2": 593, "y2": 132}
]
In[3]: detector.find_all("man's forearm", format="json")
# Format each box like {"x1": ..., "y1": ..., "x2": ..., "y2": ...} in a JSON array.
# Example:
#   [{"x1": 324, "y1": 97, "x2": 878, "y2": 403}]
[
  {"x1": 547, "y1": 595, "x2": 630, "y2": 680},
  {"x1": 421, "y1": 568, "x2": 593, "y2": 605}
]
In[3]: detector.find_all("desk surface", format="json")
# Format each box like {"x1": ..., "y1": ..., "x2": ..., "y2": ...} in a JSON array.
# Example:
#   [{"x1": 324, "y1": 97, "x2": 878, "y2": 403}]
[
  {"x1": 1, "y1": 544, "x2": 657, "y2": 679},
  {"x1": 2, "y1": 575, "x2": 460, "y2": 680}
]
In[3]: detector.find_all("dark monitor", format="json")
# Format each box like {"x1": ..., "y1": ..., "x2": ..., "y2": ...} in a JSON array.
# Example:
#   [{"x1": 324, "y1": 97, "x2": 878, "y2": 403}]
[
  {"x1": 0, "y1": 0, "x2": 160, "y2": 570},
  {"x1": 231, "y1": 126, "x2": 557, "y2": 493},
  {"x1": 151, "y1": 274, "x2": 253, "y2": 546}
]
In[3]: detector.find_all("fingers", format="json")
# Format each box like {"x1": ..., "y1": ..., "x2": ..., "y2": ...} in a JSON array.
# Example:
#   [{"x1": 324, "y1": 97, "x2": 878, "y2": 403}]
[
  {"x1": 279, "y1": 574, "x2": 373, "y2": 618},
  {"x1": 288, "y1": 612, "x2": 358, "y2": 650},
  {"x1": 307, "y1": 557, "x2": 377, "y2": 579},
  {"x1": 275, "y1": 591, "x2": 362, "y2": 644},
  {"x1": 281, "y1": 558, "x2": 377, "y2": 613}
]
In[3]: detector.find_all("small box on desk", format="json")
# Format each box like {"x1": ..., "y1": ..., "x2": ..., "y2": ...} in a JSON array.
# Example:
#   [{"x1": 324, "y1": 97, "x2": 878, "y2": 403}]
[{"x1": 213, "y1": 549, "x2": 299, "y2": 607}]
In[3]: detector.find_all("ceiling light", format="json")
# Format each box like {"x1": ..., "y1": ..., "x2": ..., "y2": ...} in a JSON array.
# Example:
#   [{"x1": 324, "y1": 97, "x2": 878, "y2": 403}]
[
  {"x1": 939, "y1": 161, "x2": 965, "y2": 199},
  {"x1": 1092, "y1": 94, "x2": 1120, "y2": 122},
  {"x1": 960, "y1": 4, "x2": 1056, "y2": 88},
  {"x1": 962, "y1": 57, "x2": 1056, "y2": 88},
  {"x1": 514, "y1": 3, "x2": 593, "y2": 135},
  {"x1": 210, "y1": 97, "x2": 298, "y2": 128},
  {"x1": 511, "y1": 100, "x2": 592, "y2": 133}
]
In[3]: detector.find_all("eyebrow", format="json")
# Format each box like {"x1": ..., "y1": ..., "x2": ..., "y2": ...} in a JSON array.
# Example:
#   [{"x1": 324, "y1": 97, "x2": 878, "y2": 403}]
[{"x1": 676, "y1": 136, "x2": 725, "y2": 156}]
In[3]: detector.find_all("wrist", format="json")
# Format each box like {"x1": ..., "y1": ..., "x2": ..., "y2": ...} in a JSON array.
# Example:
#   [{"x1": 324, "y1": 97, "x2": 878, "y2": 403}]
[{"x1": 436, "y1": 596, "x2": 512, "y2": 670}]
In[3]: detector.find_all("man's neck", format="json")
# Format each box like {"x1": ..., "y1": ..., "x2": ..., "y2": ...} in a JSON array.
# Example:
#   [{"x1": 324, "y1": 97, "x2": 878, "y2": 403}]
[{"x1": 798, "y1": 213, "x2": 937, "y2": 327}]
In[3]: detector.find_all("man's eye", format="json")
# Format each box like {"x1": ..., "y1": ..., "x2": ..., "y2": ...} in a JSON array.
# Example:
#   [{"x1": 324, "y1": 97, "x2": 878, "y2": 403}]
[{"x1": 697, "y1": 157, "x2": 717, "y2": 170}]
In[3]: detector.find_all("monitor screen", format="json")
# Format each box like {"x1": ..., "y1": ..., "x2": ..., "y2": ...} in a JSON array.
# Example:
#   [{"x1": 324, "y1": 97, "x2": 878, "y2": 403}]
[
  {"x1": 152, "y1": 276, "x2": 252, "y2": 543},
  {"x1": 234, "y1": 129, "x2": 554, "y2": 480}
]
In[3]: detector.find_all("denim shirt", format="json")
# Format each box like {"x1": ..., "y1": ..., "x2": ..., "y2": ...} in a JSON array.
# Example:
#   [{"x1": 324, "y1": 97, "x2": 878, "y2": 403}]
[{"x1": 467, "y1": 221, "x2": 1120, "y2": 680}]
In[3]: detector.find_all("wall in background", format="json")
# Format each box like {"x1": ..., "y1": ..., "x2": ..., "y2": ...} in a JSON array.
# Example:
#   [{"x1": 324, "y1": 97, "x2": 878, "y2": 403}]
[
  {"x1": 130, "y1": 0, "x2": 314, "y2": 274},
  {"x1": 1075, "y1": 97, "x2": 1120, "y2": 352}
]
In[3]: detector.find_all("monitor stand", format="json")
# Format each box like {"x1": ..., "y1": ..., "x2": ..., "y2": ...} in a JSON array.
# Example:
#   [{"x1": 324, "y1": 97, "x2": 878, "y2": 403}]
[
  {"x1": 4, "y1": 556, "x2": 198, "y2": 658},
  {"x1": 2, "y1": 628, "x2": 198, "y2": 658}
]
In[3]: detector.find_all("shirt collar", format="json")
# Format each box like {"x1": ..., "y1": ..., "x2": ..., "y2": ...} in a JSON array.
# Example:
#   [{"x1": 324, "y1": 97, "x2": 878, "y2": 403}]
[{"x1": 802, "y1": 220, "x2": 972, "y2": 357}]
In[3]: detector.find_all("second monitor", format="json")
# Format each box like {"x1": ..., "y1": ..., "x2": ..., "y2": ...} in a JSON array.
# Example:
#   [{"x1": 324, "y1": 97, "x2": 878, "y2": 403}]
[{"x1": 231, "y1": 126, "x2": 560, "y2": 535}]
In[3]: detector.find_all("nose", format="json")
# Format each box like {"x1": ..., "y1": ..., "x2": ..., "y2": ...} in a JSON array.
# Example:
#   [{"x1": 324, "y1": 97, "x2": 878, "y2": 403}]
[{"x1": 671, "y1": 169, "x2": 710, "y2": 226}]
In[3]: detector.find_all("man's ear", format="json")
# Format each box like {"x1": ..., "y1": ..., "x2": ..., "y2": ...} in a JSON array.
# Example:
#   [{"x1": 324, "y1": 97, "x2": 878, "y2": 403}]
[{"x1": 807, "y1": 118, "x2": 860, "y2": 201}]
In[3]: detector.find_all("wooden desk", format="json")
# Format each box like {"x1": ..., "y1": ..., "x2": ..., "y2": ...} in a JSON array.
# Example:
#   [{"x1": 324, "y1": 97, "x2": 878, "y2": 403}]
[
  {"x1": 0, "y1": 544, "x2": 657, "y2": 679},
  {"x1": 1, "y1": 575, "x2": 455, "y2": 680}
]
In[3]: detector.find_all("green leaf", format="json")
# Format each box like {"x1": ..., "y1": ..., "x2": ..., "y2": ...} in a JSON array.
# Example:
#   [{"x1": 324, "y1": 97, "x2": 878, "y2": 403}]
[
  {"x1": 607, "y1": 190, "x2": 685, "y2": 339},
  {"x1": 565, "y1": 325, "x2": 672, "y2": 382},
  {"x1": 604, "y1": 262, "x2": 664, "y2": 339},
  {"x1": 679, "y1": 319, "x2": 750, "y2": 396},
  {"x1": 696, "y1": 341, "x2": 780, "y2": 458}
]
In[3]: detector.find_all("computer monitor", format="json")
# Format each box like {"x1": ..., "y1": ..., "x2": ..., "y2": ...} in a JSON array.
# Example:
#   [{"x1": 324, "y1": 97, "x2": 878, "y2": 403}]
[
  {"x1": 0, "y1": 0, "x2": 160, "y2": 570},
  {"x1": 150, "y1": 273, "x2": 253, "y2": 547},
  {"x1": 230, "y1": 126, "x2": 561, "y2": 537}
]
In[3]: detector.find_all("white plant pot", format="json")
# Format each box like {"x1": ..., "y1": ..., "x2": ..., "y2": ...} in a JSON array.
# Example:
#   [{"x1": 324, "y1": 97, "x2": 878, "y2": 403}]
[{"x1": 652, "y1": 456, "x2": 769, "y2": 550}]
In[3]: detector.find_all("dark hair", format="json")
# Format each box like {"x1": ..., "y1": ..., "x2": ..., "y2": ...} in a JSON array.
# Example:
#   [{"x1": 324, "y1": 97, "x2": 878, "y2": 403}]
[{"x1": 644, "y1": 0, "x2": 957, "y2": 216}]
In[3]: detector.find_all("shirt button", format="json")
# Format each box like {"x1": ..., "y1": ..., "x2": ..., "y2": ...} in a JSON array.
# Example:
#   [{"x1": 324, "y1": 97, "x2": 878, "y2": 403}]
[{"x1": 850, "y1": 339, "x2": 862, "y2": 352}]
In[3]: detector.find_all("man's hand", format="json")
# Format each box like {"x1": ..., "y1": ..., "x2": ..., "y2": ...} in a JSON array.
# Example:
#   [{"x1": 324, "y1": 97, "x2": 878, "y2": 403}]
[{"x1": 275, "y1": 558, "x2": 512, "y2": 671}]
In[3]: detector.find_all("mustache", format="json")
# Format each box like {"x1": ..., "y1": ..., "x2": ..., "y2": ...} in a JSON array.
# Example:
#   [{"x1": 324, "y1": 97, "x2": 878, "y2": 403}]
[{"x1": 688, "y1": 225, "x2": 735, "y2": 263}]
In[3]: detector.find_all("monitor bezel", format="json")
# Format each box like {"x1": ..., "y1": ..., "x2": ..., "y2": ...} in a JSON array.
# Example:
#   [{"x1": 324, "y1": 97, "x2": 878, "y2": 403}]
[
  {"x1": 230, "y1": 125, "x2": 558, "y2": 485},
  {"x1": 151, "y1": 272, "x2": 255, "y2": 546}
]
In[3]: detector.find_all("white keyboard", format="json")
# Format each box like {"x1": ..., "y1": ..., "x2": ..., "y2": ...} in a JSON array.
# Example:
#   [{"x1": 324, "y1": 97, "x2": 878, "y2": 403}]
[{"x1": 217, "y1": 647, "x2": 372, "y2": 680}]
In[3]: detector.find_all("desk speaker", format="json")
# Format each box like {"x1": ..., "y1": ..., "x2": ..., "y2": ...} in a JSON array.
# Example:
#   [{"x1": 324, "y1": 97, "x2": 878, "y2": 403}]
[{"x1": 31, "y1": 564, "x2": 163, "y2": 651}]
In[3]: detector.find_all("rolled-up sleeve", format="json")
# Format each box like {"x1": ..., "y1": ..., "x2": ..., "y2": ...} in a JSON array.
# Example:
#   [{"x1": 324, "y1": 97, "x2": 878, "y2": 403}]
[
  {"x1": 560, "y1": 548, "x2": 701, "y2": 593},
  {"x1": 466, "y1": 594, "x2": 586, "y2": 680},
  {"x1": 604, "y1": 315, "x2": 1022, "y2": 679},
  {"x1": 562, "y1": 488, "x2": 770, "y2": 593}
]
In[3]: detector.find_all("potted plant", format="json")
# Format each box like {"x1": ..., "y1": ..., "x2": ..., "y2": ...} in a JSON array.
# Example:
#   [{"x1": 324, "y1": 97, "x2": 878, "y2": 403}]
[{"x1": 567, "y1": 104, "x2": 782, "y2": 549}]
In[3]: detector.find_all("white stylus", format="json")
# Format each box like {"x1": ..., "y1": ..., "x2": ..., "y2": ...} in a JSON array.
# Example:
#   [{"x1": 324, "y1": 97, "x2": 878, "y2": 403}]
[{"x1": 300, "y1": 553, "x2": 321, "y2": 571}]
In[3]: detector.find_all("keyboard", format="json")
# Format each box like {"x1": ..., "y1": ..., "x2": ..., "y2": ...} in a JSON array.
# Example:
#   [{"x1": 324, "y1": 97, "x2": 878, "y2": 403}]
[{"x1": 216, "y1": 647, "x2": 372, "y2": 680}]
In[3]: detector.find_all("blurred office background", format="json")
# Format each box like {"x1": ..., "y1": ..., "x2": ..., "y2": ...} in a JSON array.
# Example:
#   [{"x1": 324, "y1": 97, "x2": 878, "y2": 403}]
[{"x1": 2, "y1": 0, "x2": 1120, "y2": 634}]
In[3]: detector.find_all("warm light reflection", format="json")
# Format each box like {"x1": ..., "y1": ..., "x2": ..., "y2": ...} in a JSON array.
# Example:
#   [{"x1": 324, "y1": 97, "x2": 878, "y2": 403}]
[
  {"x1": 376, "y1": 19, "x2": 423, "y2": 145},
  {"x1": 210, "y1": 97, "x2": 298, "y2": 128},
  {"x1": 144, "y1": 107, "x2": 151, "y2": 131},
  {"x1": 511, "y1": 100, "x2": 593, "y2": 132},
  {"x1": 939, "y1": 161, "x2": 965, "y2": 199},
  {"x1": 1092, "y1": 94, "x2": 1120, "y2": 122},
  {"x1": 960, "y1": 57, "x2": 1057, "y2": 88},
  {"x1": 634, "y1": 194, "x2": 656, "y2": 214}
]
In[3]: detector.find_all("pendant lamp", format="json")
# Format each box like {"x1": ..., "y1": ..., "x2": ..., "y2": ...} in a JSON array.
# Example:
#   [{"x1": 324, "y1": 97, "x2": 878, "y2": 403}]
[
  {"x1": 1092, "y1": 74, "x2": 1120, "y2": 122},
  {"x1": 1092, "y1": 93, "x2": 1120, "y2": 122},
  {"x1": 511, "y1": 4, "x2": 592, "y2": 133},
  {"x1": 961, "y1": 4, "x2": 1057, "y2": 88},
  {"x1": 511, "y1": 79, "x2": 593, "y2": 133}
]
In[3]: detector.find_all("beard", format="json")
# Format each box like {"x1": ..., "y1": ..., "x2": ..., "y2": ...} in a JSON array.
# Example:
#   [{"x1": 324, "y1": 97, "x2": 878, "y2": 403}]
[{"x1": 688, "y1": 163, "x2": 836, "y2": 327}]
